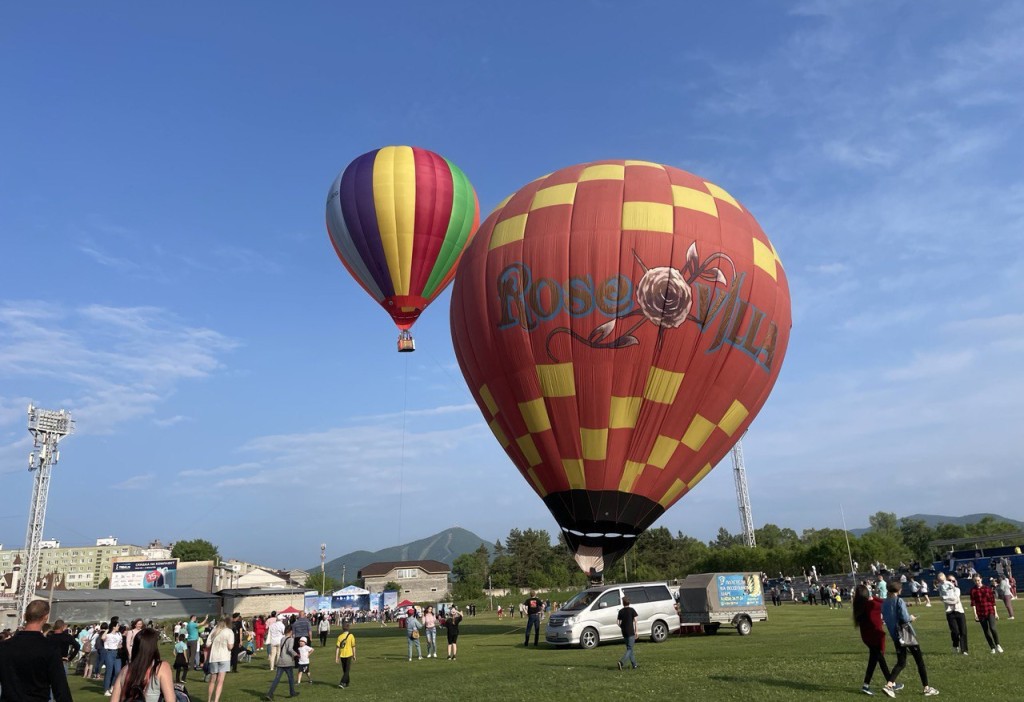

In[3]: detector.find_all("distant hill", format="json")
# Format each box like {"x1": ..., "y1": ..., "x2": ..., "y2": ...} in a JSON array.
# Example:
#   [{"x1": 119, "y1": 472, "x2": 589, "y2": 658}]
[
  {"x1": 316, "y1": 527, "x2": 491, "y2": 584},
  {"x1": 849, "y1": 513, "x2": 1023, "y2": 536}
]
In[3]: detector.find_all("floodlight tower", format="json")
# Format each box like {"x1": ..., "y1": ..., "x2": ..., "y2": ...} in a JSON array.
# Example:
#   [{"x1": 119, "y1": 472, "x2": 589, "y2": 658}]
[
  {"x1": 16, "y1": 405, "x2": 74, "y2": 619},
  {"x1": 731, "y1": 437, "x2": 756, "y2": 548}
]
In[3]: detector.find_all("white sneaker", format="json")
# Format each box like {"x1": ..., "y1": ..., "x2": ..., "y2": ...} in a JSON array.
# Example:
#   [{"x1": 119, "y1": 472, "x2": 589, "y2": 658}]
[
  {"x1": 105, "y1": 693, "x2": 112, "y2": 698},
  {"x1": 996, "y1": 645, "x2": 1004, "y2": 653},
  {"x1": 923, "y1": 686, "x2": 940, "y2": 696},
  {"x1": 991, "y1": 648, "x2": 997, "y2": 654}
]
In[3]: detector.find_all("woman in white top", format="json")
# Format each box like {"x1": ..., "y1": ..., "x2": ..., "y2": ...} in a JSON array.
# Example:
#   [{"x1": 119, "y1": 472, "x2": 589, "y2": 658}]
[
  {"x1": 206, "y1": 616, "x2": 235, "y2": 702},
  {"x1": 111, "y1": 629, "x2": 175, "y2": 702},
  {"x1": 102, "y1": 623, "x2": 125, "y2": 694},
  {"x1": 937, "y1": 572, "x2": 968, "y2": 654}
]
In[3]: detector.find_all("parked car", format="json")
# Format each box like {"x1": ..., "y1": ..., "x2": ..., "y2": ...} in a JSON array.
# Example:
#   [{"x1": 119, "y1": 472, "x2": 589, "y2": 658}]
[
  {"x1": 676, "y1": 572, "x2": 768, "y2": 635},
  {"x1": 545, "y1": 581, "x2": 676, "y2": 649}
]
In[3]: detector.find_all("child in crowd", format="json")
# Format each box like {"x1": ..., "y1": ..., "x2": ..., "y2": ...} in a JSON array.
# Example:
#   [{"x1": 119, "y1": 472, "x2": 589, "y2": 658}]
[
  {"x1": 296, "y1": 636, "x2": 314, "y2": 684},
  {"x1": 174, "y1": 633, "x2": 189, "y2": 682}
]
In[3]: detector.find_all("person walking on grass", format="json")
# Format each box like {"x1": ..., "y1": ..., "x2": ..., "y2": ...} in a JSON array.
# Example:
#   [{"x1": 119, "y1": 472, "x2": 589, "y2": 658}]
[
  {"x1": 616, "y1": 596, "x2": 639, "y2": 671},
  {"x1": 881, "y1": 579, "x2": 939, "y2": 697},
  {"x1": 295, "y1": 637, "x2": 313, "y2": 685},
  {"x1": 265, "y1": 624, "x2": 299, "y2": 700},
  {"x1": 995, "y1": 575, "x2": 1015, "y2": 620},
  {"x1": 936, "y1": 573, "x2": 968, "y2": 655},
  {"x1": 318, "y1": 616, "x2": 330, "y2": 648},
  {"x1": 523, "y1": 593, "x2": 543, "y2": 646},
  {"x1": 422, "y1": 606, "x2": 438, "y2": 658},
  {"x1": 852, "y1": 584, "x2": 892, "y2": 697},
  {"x1": 0, "y1": 600, "x2": 72, "y2": 702},
  {"x1": 205, "y1": 616, "x2": 234, "y2": 702},
  {"x1": 969, "y1": 574, "x2": 1004, "y2": 654},
  {"x1": 445, "y1": 606, "x2": 463, "y2": 661},
  {"x1": 109, "y1": 628, "x2": 176, "y2": 702},
  {"x1": 405, "y1": 609, "x2": 423, "y2": 661},
  {"x1": 335, "y1": 621, "x2": 356, "y2": 689}
]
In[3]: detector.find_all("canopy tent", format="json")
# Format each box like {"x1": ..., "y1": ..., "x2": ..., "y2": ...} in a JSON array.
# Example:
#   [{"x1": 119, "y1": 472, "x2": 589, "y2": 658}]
[
  {"x1": 333, "y1": 585, "x2": 370, "y2": 596},
  {"x1": 278, "y1": 605, "x2": 302, "y2": 615},
  {"x1": 397, "y1": 599, "x2": 415, "y2": 607}
]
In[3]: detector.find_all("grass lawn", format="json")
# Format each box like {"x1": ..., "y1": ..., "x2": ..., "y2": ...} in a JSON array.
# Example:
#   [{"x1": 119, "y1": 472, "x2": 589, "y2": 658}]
[{"x1": 67, "y1": 602, "x2": 1019, "y2": 701}]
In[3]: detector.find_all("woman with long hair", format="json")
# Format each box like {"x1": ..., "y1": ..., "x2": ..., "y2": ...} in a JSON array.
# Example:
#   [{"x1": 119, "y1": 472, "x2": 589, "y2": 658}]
[
  {"x1": 110, "y1": 628, "x2": 175, "y2": 702},
  {"x1": 882, "y1": 579, "x2": 940, "y2": 696},
  {"x1": 206, "y1": 616, "x2": 235, "y2": 702},
  {"x1": 852, "y1": 583, "x2": 892, "y2": 696}
]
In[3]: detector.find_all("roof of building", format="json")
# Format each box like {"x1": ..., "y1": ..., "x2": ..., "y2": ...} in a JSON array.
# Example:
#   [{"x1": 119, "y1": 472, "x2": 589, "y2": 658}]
[
  {"x1": 358, "y1": 560, "x2": 451, "y2": 578},
  {"x1": 218, "y1": 587, "x2": 307, "y2": 596},
  {"x1": 40, "y1": 587, "x2": 218, "y2": 602}
]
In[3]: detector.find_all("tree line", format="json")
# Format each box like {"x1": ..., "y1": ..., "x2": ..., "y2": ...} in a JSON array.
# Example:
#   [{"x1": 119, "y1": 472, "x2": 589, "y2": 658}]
[{"x1": 450, "y1": 513, "x2": 1021, "y2": 600}]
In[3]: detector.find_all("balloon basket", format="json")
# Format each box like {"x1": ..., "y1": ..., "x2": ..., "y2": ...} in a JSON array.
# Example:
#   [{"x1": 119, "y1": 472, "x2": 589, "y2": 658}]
[{"x1": 397, "y1": 330, "x2": 416, "y2": 353}]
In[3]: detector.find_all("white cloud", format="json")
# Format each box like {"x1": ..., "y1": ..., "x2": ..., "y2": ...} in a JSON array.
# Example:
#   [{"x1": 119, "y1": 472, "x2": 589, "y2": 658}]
[
  {"x1": 153, "y1": 415, "x2": 191, "y2": 427},
  {"x1": 113, "y1": 473, "x2": 155, "y2": 490},
  {"x1": 884, "y1": 350, "x2": 975, "y2": 382}
]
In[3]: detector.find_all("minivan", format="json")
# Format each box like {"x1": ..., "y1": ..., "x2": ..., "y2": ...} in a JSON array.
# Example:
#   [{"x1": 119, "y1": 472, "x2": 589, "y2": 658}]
[{"x1": 545, "y1": 581, "x2": 677, "y2": 649}]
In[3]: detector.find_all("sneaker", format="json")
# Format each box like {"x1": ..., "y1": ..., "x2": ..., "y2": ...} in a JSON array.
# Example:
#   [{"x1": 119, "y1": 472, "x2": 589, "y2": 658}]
[
  {"x1": 926, "y1": 603, "x2": 932, "y2": 607},
  {"x1": 418, "y1": 656, "x2": 423, "y2": 660},
  {"x1": 996, "y1": 645, "x2": 1004, "y2": 653},
  {"x1": 617, "y1": 661, "x2": 623, "y2": 671},
  {"x1": 880, "y1": 686, "x2": 896, "y2": 699},
  {"x1": 923, "y1": 687, "x2": 940, "y2": 696},
  {"x1": 962, "y1": 651, "x2": 968, "y2": 655},
  {"x1": 952, "y1": 647, "x2": 960, "y2": 655},
  {"x1": 861, "y1": 685, "x2": 874, "y2": 696},
  {"x1": 338, "y1": 684, "x2": 346, "y2": 689},
  {"x1": 105, "y1": 693, "x2": 113, "y2": 698},
  {"x1": 893, "y1": 684, "x2": 904, "y2": 692},
  {"x1": 991, "y1": 648, "x2": 997, "y2": 654}
]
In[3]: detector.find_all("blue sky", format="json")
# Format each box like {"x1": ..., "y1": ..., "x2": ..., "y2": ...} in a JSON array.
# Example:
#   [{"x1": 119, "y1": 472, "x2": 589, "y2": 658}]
[{"x1": 2, "y1": 2, "x2": 1022, "y2": 570}]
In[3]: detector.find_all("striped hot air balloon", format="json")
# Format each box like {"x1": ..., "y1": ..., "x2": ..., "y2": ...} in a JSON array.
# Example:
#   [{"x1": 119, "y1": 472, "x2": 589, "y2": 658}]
[
  {"x1": 450, "y1": 159, "x2": 792, "y2": 578},
  {"x1": 326, "y1": 146, "x2": 479, "y2": 351}
]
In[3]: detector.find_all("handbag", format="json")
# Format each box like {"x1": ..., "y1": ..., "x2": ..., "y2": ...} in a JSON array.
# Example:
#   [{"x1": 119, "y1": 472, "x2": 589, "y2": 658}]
[
  {"x1": 411, "y1": 627, "x2": 420, "y2": 639},
  {"x1": 897, "y1": 622, "x2": 918, "y2": 647}
]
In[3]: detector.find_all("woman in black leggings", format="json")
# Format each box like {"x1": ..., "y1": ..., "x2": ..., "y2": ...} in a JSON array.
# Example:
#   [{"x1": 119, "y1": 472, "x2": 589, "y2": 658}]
[{"x1": 882, "y1": 579, "x2": 939, "y2": 697}]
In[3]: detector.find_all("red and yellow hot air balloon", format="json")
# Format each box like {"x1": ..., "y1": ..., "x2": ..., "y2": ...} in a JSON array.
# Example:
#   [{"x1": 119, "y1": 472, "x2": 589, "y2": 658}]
[
  {"x1": 326, "y1": 146, "x2": 479, "y2": 351},
  {"x1": 450, "y1": 159, "x2": 791, "y2": 577}
]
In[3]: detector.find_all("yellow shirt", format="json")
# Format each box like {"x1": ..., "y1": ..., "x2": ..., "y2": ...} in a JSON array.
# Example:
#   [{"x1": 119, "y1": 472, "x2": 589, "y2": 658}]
[{"x1": 336, "y1": 632, "x2": 356, "y2": 658}]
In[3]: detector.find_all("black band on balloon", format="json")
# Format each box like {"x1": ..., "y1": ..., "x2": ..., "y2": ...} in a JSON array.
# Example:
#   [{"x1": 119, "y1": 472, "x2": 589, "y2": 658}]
[{"x1": 543, "y1": 490, "x2": 665, "y2": 570}]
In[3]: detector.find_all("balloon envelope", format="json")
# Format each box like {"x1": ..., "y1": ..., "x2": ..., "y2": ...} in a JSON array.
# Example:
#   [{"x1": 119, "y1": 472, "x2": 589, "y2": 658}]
[
  {"x1": 450, "y1": 159, "x2": 791, "y2": 575},
  {"x1": 326, "y1": 145, "x2": 480, "y2": 332}
]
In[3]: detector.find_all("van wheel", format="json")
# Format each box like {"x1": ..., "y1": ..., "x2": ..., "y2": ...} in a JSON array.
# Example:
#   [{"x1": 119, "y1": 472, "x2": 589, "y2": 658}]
[
  {"x1": 650, "y1": 620, "x2": 669, "y2": 643},
  {"x1": 703, "y1": 623, "x2": 721, "y2": 635},
  {"x1": 579, "y1": 627, "x2": 599, "y2": 649},
  {"x1": 736, "y1": 617, "x2": 752, "y2": 636}
]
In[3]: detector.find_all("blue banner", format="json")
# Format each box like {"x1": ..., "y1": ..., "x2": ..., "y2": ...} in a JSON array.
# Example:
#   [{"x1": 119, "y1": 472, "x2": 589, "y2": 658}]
[{"x1": 716, "y1": 574, "x2": 763, "y2": 608}]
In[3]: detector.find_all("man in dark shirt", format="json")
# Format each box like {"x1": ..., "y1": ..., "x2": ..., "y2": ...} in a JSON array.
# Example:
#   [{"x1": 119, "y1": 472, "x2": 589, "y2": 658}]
[
  {"x1": 47, "y1": 619, "x2": 80, "y2": 675},
  {"x1": 0, "y1": 600, "x2": 73, "y2": 702},
  {"x1": 230, "y1": 612, "x2": 244, "y2": 672},
  {"x1": 523, "y1": 593, "x2": 542, "y2": 646},
  {"x1": 616, "y1": 596, "x2": 638, "y2": 671}
]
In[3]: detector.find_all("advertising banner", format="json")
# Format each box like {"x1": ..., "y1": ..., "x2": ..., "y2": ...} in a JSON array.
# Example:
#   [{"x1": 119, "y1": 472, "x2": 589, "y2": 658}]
[
  {"x1": 383, "y1": 590, "x2": 398, "y2": 611},
  {"x1": 110, "y1": 559, "x2": 177, "y2": 589},
  {"x1": 716, "y1": 573, "x2": 763, "y2": 608},
  {"x1": 331, "y1": 594, "x2": 369, "y2": 612},
  {"x1": 369, "y1": 593, "x2": 381, "y2": 613}
]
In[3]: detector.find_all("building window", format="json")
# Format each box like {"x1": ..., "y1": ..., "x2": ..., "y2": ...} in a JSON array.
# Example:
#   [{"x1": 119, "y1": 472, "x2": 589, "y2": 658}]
[{"x1": 396, "y1": 568, "x2": 419, "y2": 579}]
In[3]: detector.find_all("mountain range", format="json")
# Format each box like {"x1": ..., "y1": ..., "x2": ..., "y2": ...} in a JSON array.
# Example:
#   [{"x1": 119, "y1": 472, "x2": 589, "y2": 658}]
[
  {"x1": 848, "y1": 513, "x2": 1023, "y2": 537},
  {"x1": 317, "y1": 527, "x2": 490, "y2": 583}
]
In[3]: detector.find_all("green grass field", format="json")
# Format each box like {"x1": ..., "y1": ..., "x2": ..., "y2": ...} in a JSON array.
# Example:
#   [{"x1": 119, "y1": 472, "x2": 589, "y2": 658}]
[{"x1": 67, "y1": 602, "x2": 1020, "y2": 701}]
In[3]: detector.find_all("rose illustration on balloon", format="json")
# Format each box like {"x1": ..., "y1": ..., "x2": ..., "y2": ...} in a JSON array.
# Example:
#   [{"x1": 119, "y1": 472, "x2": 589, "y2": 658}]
[{"x1": 546, "y1": 242, "x2": 733, "y2": 360}]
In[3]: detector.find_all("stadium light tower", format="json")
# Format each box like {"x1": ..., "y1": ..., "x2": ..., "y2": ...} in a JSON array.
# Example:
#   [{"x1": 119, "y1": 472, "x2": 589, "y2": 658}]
[
  {"x1": 731, "y1": 437, "x2": 756, "y2": 548},
  {"x1": 16, "y1": 404, "x2": 74, "y2": 619}
]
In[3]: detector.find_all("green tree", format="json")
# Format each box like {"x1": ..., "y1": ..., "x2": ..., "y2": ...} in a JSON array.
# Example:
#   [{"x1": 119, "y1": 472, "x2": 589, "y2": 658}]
[
  {"x1": 383, "y1": 581, "x2": 400, "y2": 593},
  {"x1": 710, "y1": 527, "x2": 742, "y2": 550},
  {"x1": 303, "y1": 573, "x2": 340, "y2": 593},
  {"x1": 868, "y1": 511, "x2": 900, "y2": 536},
  {"x1": 755, "y1": 524, "x2": 800, "y2": 549},
  {"x1": 899, "y1": 518, "x2": 934, "y2": 562},
  {"x1": 171, "y1": 539, "x2": 220, "y2": 562}
]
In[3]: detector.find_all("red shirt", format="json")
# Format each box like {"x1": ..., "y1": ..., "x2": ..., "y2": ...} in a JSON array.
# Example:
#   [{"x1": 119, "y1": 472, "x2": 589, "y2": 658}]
[
  {"x1": 857, "y1": 597, "x2": 886, "y2": 651},
  {"x1": 970, "y1": 584, "x2": 996, "y2": 618}
]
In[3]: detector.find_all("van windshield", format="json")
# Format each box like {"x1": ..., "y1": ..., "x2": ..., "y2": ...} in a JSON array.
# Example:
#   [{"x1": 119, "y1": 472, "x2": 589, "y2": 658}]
[{"x1": 560, "y1": 589, "x2": 601, "y2": 611}]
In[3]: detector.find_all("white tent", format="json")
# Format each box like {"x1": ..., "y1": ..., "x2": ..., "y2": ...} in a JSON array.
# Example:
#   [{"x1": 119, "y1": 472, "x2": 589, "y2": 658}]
[{"x1": 332, "y1": 585, "x2": 370, "y2": 596}]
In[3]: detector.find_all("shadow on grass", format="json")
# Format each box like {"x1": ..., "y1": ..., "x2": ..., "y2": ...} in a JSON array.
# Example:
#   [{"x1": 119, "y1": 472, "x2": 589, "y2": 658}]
[{"x1": 708, "y1": 674, "x2": 831, "y2": 692}]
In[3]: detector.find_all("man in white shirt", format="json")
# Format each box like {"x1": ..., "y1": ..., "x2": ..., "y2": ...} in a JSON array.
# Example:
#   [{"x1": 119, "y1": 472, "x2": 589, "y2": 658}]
[{"x1": 267, "y1": 615, "x2": 286, "y2": 670}]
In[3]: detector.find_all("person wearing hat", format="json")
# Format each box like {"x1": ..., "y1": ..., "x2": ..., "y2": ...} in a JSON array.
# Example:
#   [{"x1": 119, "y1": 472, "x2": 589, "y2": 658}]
[
  {"x1": 295, "y1": 636, "x2": 314, "y2": 685},
  {"x1": 405, "y1": 608, "x2": 423, "y2": 661}
]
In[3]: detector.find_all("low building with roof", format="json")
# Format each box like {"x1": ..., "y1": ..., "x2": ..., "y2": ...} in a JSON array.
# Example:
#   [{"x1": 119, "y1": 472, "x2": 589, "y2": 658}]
[
  {"x1": 43, "y1": 587, "x2": 220, "y2": 624},
  {"x1": 358, "y1": 560, "x2": 451, "y2": 602},
  {"x1": 219, "y1": 587, "x2": 307, "y2": 617}
]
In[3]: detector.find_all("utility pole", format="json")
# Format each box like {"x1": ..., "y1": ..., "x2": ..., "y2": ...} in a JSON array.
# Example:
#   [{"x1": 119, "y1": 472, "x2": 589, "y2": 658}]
[
  {"x1": 732, "y1": 437, "x2": 756, "y2": 548},
  {"x1": 17, "y1": 405, "x2": 74, "y2": 620},
  {"x1": 320, "y1": 543, "x2": 326, "y2": 596}
]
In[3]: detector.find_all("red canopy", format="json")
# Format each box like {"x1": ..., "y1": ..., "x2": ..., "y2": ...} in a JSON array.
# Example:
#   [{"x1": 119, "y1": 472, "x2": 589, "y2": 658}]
[
  {"x1": 278, "y1": 606, "x2": 301, "y2": 615},
  {"x1": 397, "y1": 600, "x2": 414, "y2": 607}
]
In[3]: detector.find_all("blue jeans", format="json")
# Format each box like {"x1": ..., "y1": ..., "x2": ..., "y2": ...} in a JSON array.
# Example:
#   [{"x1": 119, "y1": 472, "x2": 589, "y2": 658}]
[
  {"x1": 102, "y1": 649, "x2": 122, "y2": 691},
  {"x1": 408, "y1": 635, "x2": 421, "y2": 659},
  {"x1": 525, "y1": 614, "x2": 540, "y2": 645},
  {"x1": 425, "y1": 627, "x2": 436, "y2": 656},
  {"x1": 619, "y1": 635, "x2": 637, "y2": 668},
  {"x1": 267, "y1": 666, "x2": 295, "y2": 698}
]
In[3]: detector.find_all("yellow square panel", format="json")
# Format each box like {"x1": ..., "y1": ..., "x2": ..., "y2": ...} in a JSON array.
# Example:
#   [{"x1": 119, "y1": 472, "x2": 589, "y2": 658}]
[
  {"x1": 687, "y1": 462, "x2": 714, "y2": 488},
  {"x1": 609, "y1": 395, "x2": 642, "y2": 429},
  {"x1": 644, "y1": 367, "x2": 685, "y2": 405},
  {"x1": 625, "y1": 160, "x2": 664, "y2": 169},
  {"x1": 488, "y1": 418, "x2": 509, "y2": 448},
  {"x1": 516, "y1": 434, "x2": 542, "y2": 467},
  {"x1": 489, "y1": 213, "x2": 529, "y2": 250},
  {"x1": 647, "y1": 435, "x2": 679, "y2": 469},
  {"x1": 658, "y1": 479, "x2": 687, "y2": 508},
  {"x1": 562, "y1": 459, "x2": 586, "y2": 490},
  {"x1": 752, "y1": 238, "x2": 778, "y2": 280},
  {"x1": 537, "y1": 363, "x2": 576, "y2": 397},
  {"x1": 580, "y1": 428, "x2": 608, "y2": 461},
  {"x1": 527, "y1": 468, "x2": 547, "y2": 496},
  {"x1": 681, "y1": 414, "x2": 716, "y2": 451},
  {"x1": 400, "y1": 306, "x2": 416, "y2": 312},
  {"x1": 622, "y1": 202, "x2": 674, "y2": 234},
  {"x1": 704, "y1": 181, "x2": 740, "y2": 210},
  {"x1": 671, "y1": 185, "x2": 718, "y2": 217},
  {"x1": 718, "y1": 400, "x2": 749, "y2": 437},
  {"x1": 618, "y1": 460, "x2": 646, "y2": 493},
  {"x1": 518, "y1": 398, "x2": 551, "y2": 434},
  {"x1": 579, "y1": 164, "x2": 625, "y2": 182},
  {"x1": 479, "y1": 384, "x2": 498, "y2": 416},
  {"x1": 531, "y1": 183, "x2": 577, "y2": 211},
  {"x1": 493, "y1": 193, "x2": 514, "y2": 212}
]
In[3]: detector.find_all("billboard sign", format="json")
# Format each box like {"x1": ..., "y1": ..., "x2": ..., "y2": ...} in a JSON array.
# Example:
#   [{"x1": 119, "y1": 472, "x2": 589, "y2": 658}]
[{"x1": 110, "y1": 559, "x2": 178, "y2": 589}]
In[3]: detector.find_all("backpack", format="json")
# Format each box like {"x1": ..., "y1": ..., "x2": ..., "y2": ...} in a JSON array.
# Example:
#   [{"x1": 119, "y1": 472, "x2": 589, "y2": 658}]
[{"x1": 159, "y1": 682, "x2": 191, "y2": 702}]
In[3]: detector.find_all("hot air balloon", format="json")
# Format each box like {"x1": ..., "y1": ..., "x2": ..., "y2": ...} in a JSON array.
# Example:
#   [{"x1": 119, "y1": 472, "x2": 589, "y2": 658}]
[
  {"x1": 450, "y1": 160, "x2": 791, "y2": 578},
  {"x1": 326, "y1": 146, "x2": 480, "y2": 351}
]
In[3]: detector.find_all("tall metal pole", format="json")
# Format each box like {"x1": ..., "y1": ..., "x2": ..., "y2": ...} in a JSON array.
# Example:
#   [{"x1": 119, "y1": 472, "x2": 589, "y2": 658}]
[
  {"x1": 840, "y1": 504, "x2": 856, "y2": 583},
  {"x1": 732, "y1": 438, "x2": 756, "y2": 548},
  {"x1": 17, "y1": 405, "x2": 74, "y2": 620},
  {"x1": 320, "y1": 543, "x2": 326, "y2": 596}
]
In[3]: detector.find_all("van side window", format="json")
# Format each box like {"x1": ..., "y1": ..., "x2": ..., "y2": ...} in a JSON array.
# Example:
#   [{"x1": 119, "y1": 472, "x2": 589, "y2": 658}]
[
  {"x1": 596, "y1": 590, "x2": 621, "y2": 609},
  {"x1": 645, "y1": 585, "x2": 671, "y2": 601},
  {"x1": 623, "y1": 587, "x2": 650, "y2": 604}
]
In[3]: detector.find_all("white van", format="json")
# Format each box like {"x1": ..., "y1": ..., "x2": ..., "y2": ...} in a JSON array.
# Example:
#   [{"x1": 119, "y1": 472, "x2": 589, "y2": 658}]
[{"x1": 545, "y1": 582, "x2": 677, "y2": 649}]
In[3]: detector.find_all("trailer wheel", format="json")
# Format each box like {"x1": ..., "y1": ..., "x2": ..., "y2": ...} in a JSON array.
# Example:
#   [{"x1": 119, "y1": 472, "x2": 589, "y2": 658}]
[
  {"x1": 736, "y1": 616, "x2": 752, "y2": 636},
  {"x1": 703, "y1": 623, "x2": 721, "y2": 635},
  {"x1": 650, "y1": 620, "x2": 669, "y2": 643},
  {"x1": 579, "y1": 627, "x2": 600, "y2": 649}
]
